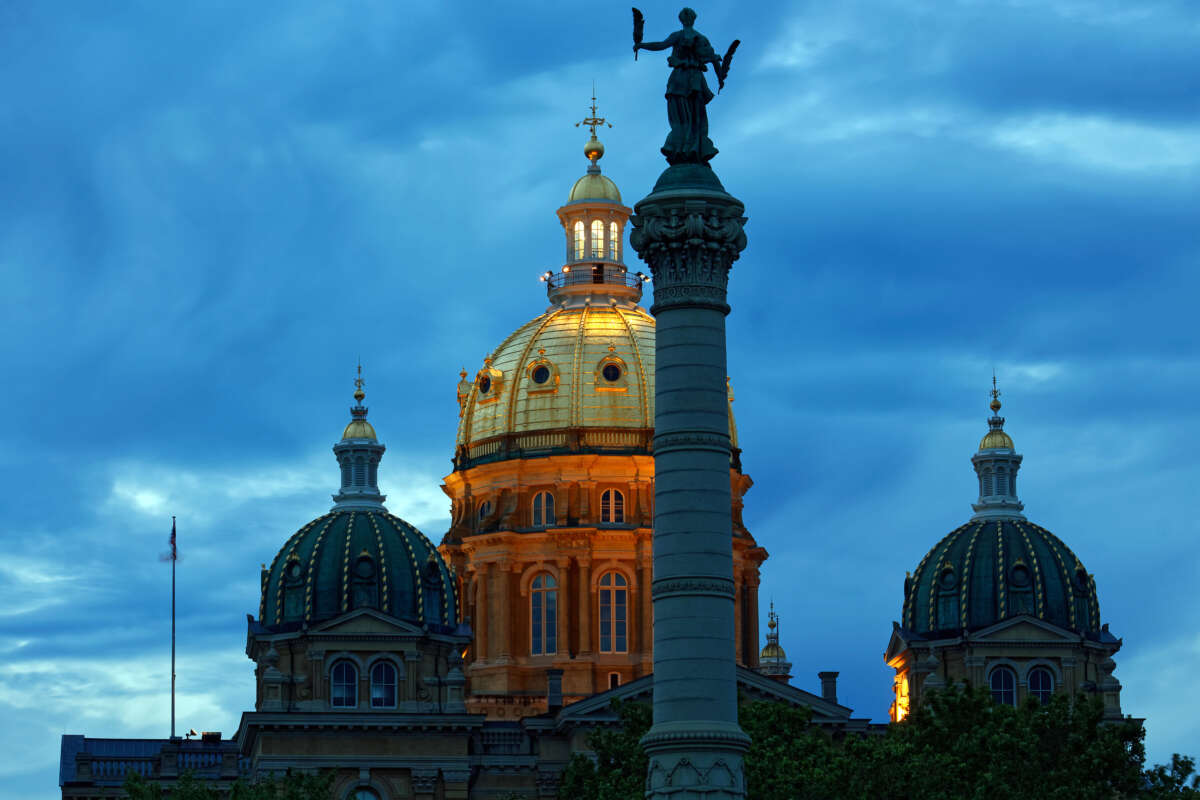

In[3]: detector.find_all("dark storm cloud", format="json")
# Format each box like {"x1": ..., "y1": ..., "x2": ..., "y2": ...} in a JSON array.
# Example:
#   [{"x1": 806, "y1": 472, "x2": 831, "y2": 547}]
[{"x1": 1, "y1": 2, "x2": 1197, "y2": 797}]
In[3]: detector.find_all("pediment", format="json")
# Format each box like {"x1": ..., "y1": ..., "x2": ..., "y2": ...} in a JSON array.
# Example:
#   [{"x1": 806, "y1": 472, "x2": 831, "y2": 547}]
[
  {"x1": 972, "y1": 615, "x2": 1076, "y2": 642},
  {"x1": 309, "y1": 608, "x2": 427, "y2": 637},
  {"x1": 555, "y1": 667, "x2": 855, "y2": 729},
  {"x1": 885, "y1": 622, "x2": 916, "y2": 665}
]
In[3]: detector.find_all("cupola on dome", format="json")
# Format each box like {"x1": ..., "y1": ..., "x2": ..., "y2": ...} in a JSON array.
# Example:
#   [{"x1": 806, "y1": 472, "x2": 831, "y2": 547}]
[
  {"x1": 258, "y1": 371, "x2": 458, "y2": 631},
  {"x1": 900, "y1": 384, "x2": 1102, "y2": 638}
]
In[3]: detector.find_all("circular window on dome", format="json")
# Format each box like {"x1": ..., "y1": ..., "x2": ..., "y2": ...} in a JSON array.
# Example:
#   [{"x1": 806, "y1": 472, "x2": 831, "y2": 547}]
[
  {"x1": 1010, "y1": 563, "x2": 1031, "y2": 587},
  {"x1": 478, "y1": 375, "x2": 492, "y2": 394},
  {"x1": 602, "y1": 363, "x2": 622, "y2": 382},
  {"x1": 939, "y1": 568, "x2": 956, "y2": 590},
  {"x1": 355, "y1": 556, "x2": 375, "y2": 579},
  {"x1": 287, "y1": 562, "x2": 301, "y2": 580},
  {"x1": 1075, "y1": 568, "x2": 1089, "y2": 591},
  {"x1": 531, "y1": 365, "x2": 550, "y2": 384}
]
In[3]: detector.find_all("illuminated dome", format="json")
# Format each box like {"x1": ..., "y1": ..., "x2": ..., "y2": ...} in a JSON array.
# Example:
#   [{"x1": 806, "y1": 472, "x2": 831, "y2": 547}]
[
  {"x1": 900, "y1": 387, "x2": 1102, "y2": 637},
  {"x1": 569, "y1": 171, "x2": 621, "y2": 203},
  {"x1": 258, "y1": 374, "x2": 459, "y2": 630}
]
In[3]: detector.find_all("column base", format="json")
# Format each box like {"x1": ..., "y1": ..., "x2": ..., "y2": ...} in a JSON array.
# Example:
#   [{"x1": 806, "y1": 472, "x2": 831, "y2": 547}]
[{"x1": 642, "y1": 721, "x2": 749, "y2": 800}]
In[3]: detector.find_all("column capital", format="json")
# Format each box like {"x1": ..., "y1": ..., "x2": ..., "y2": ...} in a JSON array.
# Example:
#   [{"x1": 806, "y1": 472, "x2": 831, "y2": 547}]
[{"x1": 630, "y1": 182, "x2": 746, "y2": 316}]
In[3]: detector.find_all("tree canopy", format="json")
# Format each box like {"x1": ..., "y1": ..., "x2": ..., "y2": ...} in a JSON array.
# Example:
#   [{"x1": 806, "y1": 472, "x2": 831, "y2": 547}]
[{"x1": 557, "y1": 688, "x2": 1199, "y2": 800}]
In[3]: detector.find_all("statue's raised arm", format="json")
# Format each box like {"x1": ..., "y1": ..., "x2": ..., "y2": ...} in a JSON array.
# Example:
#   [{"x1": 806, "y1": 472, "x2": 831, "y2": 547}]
[{"x1": 632, "y1": 7, "x2": 737, "y2": 166}]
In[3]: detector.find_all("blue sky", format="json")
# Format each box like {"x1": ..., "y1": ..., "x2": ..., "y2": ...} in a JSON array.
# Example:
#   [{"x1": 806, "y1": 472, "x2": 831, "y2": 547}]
[{"x1": 1, "y1": 1, "x2": 1198, "y2": 796}]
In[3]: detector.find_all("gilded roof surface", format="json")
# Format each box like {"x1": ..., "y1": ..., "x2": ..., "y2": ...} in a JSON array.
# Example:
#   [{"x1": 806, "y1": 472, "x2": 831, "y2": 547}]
[
  {"x1": 901, "y1": 518, "x2": 1102, "y2": 636},
  {"x1": 455, "y1": 303, "x2": 740, "y2": 456},
  {"x1": 568, "y1": 173, "x2": 622, "y2": 203},
  {"x1": 259, "y1": 510, "x2": 458, "y2": 630},
  {"x1": 458, "y1": 303, "x2": 656, "y2": 445}
]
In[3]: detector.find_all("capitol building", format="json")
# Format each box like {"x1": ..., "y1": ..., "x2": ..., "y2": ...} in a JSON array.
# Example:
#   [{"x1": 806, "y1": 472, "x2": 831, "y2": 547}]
[{"x1": 58, "y1": 119, "x2": 1125, "y2": 800}]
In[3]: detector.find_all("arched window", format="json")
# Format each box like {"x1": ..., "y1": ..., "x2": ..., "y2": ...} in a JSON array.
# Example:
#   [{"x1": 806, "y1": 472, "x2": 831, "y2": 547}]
[
  {"x1": 610, "y1": 221, "x2": 620, "y2": 259},
  {"x1": 989, "y1": 665, "x2": 1016, "y2": 707},
  {"x1": 532, "y1": 491, "x2": 555, "y2": 528},
  {"x1": 478, "y1": 500, "x2": 492, "y2": 520},
  {"x1": 331, "y1": 660, "x2": 358, "y2": 708},
  {"x1": 1028, "y1": 667, "x2": 1054, "y2": 705},
  {"x1": 530, "y1": 574, "x2": 558, "y2": 655},
  {"x1": 599, "y1": 572, "x2": 628, "y2": 653},
  {"x1": 370, "y1": 661, "x2": 397, "y2": 708},
  {"x1": 573, "y1": 221, "x2": 585, "y2": 259},
  {"x1": 349, "y1": 790, "x2": 380, "y2": 800},
  {"x1": 590, "y1": 219, "x2": 605, "y2": 257},
  {"x1": 601, "y1": 489, "x2": 624, "y2": 523}
]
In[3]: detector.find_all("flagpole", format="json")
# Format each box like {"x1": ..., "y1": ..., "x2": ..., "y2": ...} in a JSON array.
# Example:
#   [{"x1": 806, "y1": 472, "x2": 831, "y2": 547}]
[{"x1": 171, "y1": 515, "x2": 176, "y2": 740}]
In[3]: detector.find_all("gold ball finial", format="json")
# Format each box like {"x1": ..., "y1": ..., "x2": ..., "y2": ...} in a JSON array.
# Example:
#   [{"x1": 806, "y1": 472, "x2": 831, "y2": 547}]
[
  {"x1": 575, "y1": 87, "x2": 611, "y2": 165},
  {"x1": 584, "y1": 137, "x2": 605, "y2": 163},
  {"x1": 354, "y1": 363, "x2": 365, "y2": 403},
  {"x1": 990, "y1": 373, "x2": 1001, "y2": 413}
]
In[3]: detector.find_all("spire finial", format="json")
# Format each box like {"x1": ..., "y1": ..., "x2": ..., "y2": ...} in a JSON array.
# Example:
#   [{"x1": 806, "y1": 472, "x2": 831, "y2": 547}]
[
  {"x1": 576, "y1": 86, "x2": 612, "y2": 166},
  {"x1": 990, "y1": 372, "x2": 1001, "y2": 413},
  {"x1": 354, "y1": 362, "x2": 365, "y2": 404}
]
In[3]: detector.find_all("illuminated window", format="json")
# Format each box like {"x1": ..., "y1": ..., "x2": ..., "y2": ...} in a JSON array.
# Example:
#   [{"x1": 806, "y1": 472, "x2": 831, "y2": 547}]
[
  {"x1": 331, "y1": 660, "x2": 357, "y2": 708},
  {"x1": 591, "y1": 219, "x2": 605, "y2": 257},
  {"x1": 370, "y1": 661, "x2": 397, "y2": 708},
  {"x1": 989, "y1": 666, "x2": 1016, "y2": 707},
  {"x1": 610, "y1": 221, "x2": 620, "y2": 259},
  {"x1": 531, "y1": 574, "x2": 558, "y2": 655},
  {"x1": 532, "y1": 491, "x2": 555, "y2": 528},
  {"x1": 599, "y1": 572, "x2": 627, "y2": 653},
  {"x1": 1028, "y1": 667, "x2": 1053, "y2": 705},
  {"x1": 574, "y1": 221, "x2": 585, "y2": 259},
  {"x1": 601, "y1": 489, "x2": 624, "y2": 523}
]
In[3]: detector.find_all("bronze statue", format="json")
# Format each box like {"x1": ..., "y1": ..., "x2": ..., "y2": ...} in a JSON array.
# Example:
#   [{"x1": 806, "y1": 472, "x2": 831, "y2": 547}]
[{"x1": 633, "y1": 7, "x2": 739, "y2": 166}]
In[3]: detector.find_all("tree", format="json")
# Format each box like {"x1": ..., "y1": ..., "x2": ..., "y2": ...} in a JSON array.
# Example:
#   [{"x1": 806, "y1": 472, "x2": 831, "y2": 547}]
[
  {"x1": 122, "y1": 769, "x2": 334, "y2": 800},
  {"x1": 557, "y1": 699, "x2": 650, "y2": 800}
]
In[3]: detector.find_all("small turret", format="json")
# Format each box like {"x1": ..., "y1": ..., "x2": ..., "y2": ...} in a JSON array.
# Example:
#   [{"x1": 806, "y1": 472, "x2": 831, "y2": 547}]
[
  {"x1": 757, "y1": 602, "x2": 792, "y2": 683},
  {"x1": 971, "y1": 376, "x2": 1024, "y2": 519},
  {"x1": 332, "y1": 364, "x2": 387, "y2": 510}
]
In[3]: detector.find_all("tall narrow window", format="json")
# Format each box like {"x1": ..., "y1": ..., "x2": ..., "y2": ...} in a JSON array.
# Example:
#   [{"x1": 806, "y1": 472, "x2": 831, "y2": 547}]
[
  {"x1": 331, "y1": 660, "x2": 358, "y2": 708},
  {"x1": 601, "y1": 489, "x2": 624, "y2": 523},
  {"x1": 591, "y1": 219, "x2": 605, "y2": 257},
  {"x1": 1028, "y1": 667, "x2": 1053, "y2": 705},
  {"x1": 989, "y1": 666, "x2": 1017, "y2": 706},
  {"x1": 530, "y1": 574, "x2": 558, "y2": 655},
  {"x1": 573, "y1": 221, "x2": 585, "y2": 259},
  {"x1": 370, "y1": 661, "x2": 397, "y2": 708},
  {"x1": 610, "y1": 221, "x2": 620, "y2": 259},
  {"x1": 599, "y1": 572, "x2": 628, "y2": 653},
  {"x1": 532, "y1": 491, "x2": 555, "y2": 528},
  {"x1": 996, "y1": 470, "x2": 1008, "y2": 495}
]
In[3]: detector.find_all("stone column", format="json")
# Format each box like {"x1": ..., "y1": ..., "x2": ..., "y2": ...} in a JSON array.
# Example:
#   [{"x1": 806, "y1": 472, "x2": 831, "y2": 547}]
[
  {"x1": 475, "y1": 564, "x2": 490, "y2": 664},
  {"x1": 631, "y1": 163, "x2": 750, "y2": 799},
  {"x1": 556, "y1": 557, "x2": 571, "y2": 657},
  {"x1": 495, "y1": 561, "x2": 513, "y2": 664},
  {"x1": 578, "y1": 558, "x2": 593, "y2": 657}
]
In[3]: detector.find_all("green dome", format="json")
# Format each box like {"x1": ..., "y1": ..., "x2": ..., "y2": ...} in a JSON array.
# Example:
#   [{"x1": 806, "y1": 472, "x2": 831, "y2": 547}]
[
  {"x1": 259, "y1": 509, "x2": 458, "y2": 630},
  {"x1": 902, "y1": 518, "x2": 1101, "y2": 637}
]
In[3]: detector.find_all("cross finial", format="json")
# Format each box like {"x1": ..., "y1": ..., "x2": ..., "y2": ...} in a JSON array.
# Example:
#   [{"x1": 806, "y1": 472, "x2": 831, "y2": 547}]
[{"x1": 575, "y1": 85, "x2": 612, "y2": 139}]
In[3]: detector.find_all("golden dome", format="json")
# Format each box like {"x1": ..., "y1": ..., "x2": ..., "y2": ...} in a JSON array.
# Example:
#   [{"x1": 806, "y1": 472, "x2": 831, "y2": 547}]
[
  {"x1": 569, "y1": 172, "x2": 622, "y2": 203},
  {"x1": 760, "y1": 642, "x2": 787, "y2": 660},
  {"x1": 342, "y1": 418, "x2": 377, "y2": 440},
  {"x1": 456, "y1": 303, "x2": 739, "y2": 456},
  {"x1": 979, "y1": 429, "x2": 1014, "y2": 450}
]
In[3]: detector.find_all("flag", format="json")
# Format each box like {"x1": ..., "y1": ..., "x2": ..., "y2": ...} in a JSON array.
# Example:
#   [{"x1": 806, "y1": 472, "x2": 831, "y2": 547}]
[{"x1": 161, "y1": 516, "x2": 178, "y2": 562}]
